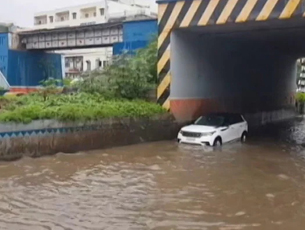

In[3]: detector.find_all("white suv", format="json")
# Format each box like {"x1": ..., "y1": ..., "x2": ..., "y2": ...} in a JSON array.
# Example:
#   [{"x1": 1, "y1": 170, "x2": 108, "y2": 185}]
[{"x1": 177, "y1": 113, "x2": 248, "y2": 146}]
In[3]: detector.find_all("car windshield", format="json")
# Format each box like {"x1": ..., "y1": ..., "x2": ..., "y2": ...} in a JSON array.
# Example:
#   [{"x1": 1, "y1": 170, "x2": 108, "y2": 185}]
[{"x1": 194, "y1": 115, "x2": 225, "y2": 127}]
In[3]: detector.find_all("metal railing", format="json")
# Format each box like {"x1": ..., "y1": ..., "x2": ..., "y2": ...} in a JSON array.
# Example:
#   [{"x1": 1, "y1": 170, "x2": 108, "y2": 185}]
[{"x1": 107, "y1": 9, "x2": 154, "y2": 21}]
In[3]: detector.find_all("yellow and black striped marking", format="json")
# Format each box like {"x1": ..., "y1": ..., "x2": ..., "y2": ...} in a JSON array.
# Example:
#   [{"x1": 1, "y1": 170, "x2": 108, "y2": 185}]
[{"x1": 157, "y1": 0, "x2": 305, "y2": 109}]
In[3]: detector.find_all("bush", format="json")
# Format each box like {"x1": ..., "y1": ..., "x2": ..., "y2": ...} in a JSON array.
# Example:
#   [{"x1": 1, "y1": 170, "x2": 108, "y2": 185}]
[
  {"x1": 79, "y1": 38, "x2": 157, "y2": 100},
  {"x1": 0, "y1": 93, "x2": 166, "y2": 123}
]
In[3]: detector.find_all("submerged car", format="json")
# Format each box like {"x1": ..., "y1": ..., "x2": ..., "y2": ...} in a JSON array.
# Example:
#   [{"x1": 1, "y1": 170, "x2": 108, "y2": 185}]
[{"x1": 177, "y1": 113, "x2": 248, "y2": 146}]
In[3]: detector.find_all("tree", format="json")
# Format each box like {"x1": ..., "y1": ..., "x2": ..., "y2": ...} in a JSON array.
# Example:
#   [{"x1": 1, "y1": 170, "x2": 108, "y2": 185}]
[{"x1": 79, "y1": 38, "x2": 158, "y2": 100}]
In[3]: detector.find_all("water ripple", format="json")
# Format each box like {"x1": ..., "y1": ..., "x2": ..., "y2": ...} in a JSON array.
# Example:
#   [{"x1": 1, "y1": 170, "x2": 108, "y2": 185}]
[{"x1": 1, "y1": 120, "x2": 305, "y2": 229}]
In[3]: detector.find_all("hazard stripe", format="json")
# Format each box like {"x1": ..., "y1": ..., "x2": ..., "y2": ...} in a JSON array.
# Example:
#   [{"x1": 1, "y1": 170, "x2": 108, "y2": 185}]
[
  {"x1": 192, "y1": 0, "x2": 214, "y2": 26},
  {"x1": 230, "y1": 0, "x2": 249, "y2": 22},
  {"x1": 207, "y1": 0, "x2": 229, "y2": 25},
  {"x1": 236, "y1": 0, "x2": 258, "y2": 22},
  {"x1": 256, "y1": 0, "x2": 279, "y2": 21},
  {"x1": 158, "y1": 3, "x2": 175, "y2": 34},
  {"x1": 280, "y1": 0, "x2": 301, "y2": 18},
  {"x1": 176, "y1": 0, "x2": 193, "y2": 26},
  {"x1": 180, "y1": 0, "x2": 201, "y2": 27},
  {"x1": 163, "y1": 99, "x2": 170, "y2": 111},
  {"x1": 293, "y1": 0, "x2": 304, "y2": 16},
  {"x1": 248, "y1": 0, "x2": 268, "y2": 21},
  {"x1": 271, "y1": 0, "x2": 293, "y2": 18},
  {"x1": 163, "y1": 1, "x2": 185, "y2": 33},
  {"x1": 158, "y1": 4, "x2": 168, "y2": 24},
  {"x1": 158, "y1": 49, "x2": 170, "y2": 75},
  {"x1": 217, "y1": 0, "x2": 239, "y2": 24},
  {"x1": 157, "y1": 73, "x2": 171, "y2": 98},
  {"x1": 158, "y1": 33, "x2": 170, "y2": 60},
  {"x1": 159, "y1": 60, "x2": 170, "y2": 84},
  {"x1": 157, "y1": 86, "x2": 170, "y2": 108}
]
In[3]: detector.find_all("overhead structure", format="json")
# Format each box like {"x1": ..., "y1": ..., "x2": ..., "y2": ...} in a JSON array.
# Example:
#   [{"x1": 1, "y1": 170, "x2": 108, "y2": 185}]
[
  {"x1": 157, "y1": 0, "x2": 305, "y2": 123},
  {"x1": 19, "y1": 22, "x2": 123, "y2": 50}
]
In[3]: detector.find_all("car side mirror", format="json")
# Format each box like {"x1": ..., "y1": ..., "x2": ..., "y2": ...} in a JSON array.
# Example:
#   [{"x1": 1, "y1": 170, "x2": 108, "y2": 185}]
[{"x1": 220, "y1": 124, "x2": 230, "y2": 131}]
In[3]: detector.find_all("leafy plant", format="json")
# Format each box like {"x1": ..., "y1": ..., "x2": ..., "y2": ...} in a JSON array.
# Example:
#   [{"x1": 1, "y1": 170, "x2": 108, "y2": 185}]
[
  {"x1": 63, "y1": 78, "x2": 72, "y2": 87},
  {"x1": 0, "y1": 93, "x2": 166, "y2": 123},
  {"x1": 39, "y1": 77, "x2": 62, "y2": 101},
  {"x1": 79, "y1": 38, "x2": 157, "y2": 100}
]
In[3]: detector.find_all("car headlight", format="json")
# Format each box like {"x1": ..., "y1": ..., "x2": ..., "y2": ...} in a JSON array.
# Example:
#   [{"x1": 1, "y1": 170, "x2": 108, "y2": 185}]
[{"x1": 201, "y1": 132, "x2": 215, "y2": 137}]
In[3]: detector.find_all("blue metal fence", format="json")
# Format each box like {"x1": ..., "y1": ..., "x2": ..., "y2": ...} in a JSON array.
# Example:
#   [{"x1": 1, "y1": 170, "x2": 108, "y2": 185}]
[
  {"x1": 7, "y1": 50, "x2": 63, "y2": 87},
  {"x1": 0, "y1": 34, "x2": 8, "y2": 78}
]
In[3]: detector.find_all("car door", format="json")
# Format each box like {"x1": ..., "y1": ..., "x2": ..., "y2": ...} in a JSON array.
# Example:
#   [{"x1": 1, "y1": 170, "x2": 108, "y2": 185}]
[
  {"x1": 230, "y1": 114, "x2": 240, "y2": 140},
  {"x1": 230, "y1": 115, "x2": 244, "y2": 139},
  {"x1": 220, "y1": 115, "x2": 235, "y2": 143}
]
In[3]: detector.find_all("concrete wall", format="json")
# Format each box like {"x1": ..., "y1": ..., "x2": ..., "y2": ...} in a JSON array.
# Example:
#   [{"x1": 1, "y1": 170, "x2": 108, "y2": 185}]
[
  {"x1": 171, "y1": 30, "x2": 296, "y2": 121},
  {"x1": 0, "y1": 115, "x2": 180, "y2": 161}
]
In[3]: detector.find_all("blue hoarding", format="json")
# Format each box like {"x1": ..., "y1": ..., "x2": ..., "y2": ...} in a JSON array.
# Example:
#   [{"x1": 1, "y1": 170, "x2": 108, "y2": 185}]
[
  {"x1": 0, "y1": 34, "x2": 8, "y2": 78},
  {"x1": 114, "y1": 19, "x2": 157, "y2": 55},
  {"x1": 7, "y1": 50, "x2": 63, "y2": 87},
  {"x1": 123, "y1": 19, "x2": 157, "y2": 42}
]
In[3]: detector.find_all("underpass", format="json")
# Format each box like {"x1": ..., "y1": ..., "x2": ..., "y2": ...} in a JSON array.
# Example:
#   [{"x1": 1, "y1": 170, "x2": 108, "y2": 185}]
[{"x1": 157, "y1": 0, "x2": 305, "y2": 125}]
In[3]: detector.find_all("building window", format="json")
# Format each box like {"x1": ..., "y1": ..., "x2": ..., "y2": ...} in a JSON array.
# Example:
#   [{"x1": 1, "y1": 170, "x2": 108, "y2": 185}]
[
  {"x1": 38, "y1": 20, "x2": 42, "y2": 25},
  {"x1": 94, "y1": 12, "x2": 96, "y2": 17},
  {"x1": 100, "y1": 8, "x2": 105, "y2": 16},
  {"x1": 86, "y1": 60, "x2": 91, "y2": 71},
  {"x1": 85, "y1": 13, "x2": 89, "y2": 18},
  {"x1": 96, "y1": 59, "x2": 102, "y2": 69},
  {"x1": 49, "y1": 16, "x2": 54, "y2": 23},
  {"x1": 65, "y1": 58, "x2": 70, "y2": 68},
  {"x1": 61, "y1": 16, "x2": 64, "y2": 21},
  {"x1": 73, "y1": 13, "x2": 77, "y2": 19},
  {"x1": 103, "y1": 60, "x2": 108, "y2": 68}
]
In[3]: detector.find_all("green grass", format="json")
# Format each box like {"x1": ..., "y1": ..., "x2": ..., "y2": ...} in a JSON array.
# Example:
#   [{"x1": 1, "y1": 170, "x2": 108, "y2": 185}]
[{"x1": 0, "y1": 93, "x2": 167, "y2": 123}]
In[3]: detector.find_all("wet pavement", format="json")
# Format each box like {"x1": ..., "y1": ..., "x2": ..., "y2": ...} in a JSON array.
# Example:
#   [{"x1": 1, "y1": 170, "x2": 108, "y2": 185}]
[{"x1": 1, "y1": 118, "x2": 305, "y2": 229}]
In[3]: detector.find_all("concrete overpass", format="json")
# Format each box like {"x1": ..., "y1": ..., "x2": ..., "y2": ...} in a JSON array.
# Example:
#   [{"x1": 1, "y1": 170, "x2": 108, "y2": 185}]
[
  {"x1": 18, "y1": 22, "x2": 123, "y2": 50},
  {"x1": 157, "y1": 0, "x2": 305, "y2": 124}
]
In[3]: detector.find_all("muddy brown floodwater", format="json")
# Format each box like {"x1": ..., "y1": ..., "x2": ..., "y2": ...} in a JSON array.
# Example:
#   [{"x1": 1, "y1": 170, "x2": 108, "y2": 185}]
[{"x1": 2, "y1": 118, "x2": 305, "y2": 230}]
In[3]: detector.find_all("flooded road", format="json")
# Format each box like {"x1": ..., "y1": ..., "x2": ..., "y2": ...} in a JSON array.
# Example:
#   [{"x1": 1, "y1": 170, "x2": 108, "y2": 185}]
[{"x1": 1, "y1": 119, "x2": 305, "y2": 229}]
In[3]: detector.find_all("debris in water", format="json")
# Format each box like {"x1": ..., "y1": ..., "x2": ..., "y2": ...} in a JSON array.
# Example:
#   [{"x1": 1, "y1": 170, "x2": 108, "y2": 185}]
[
  {"x1": 277, "y1": 174, "x2": 290, "y2": 180},
  {"x1": 235, "y1": 211, "x2": 246, "y2": 216}
]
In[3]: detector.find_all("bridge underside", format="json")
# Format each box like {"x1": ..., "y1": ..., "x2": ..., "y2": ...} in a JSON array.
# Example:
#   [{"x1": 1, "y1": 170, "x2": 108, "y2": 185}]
[
  {"x1": 170, "y1": 19, "x2": 304, "y2": 122},
  {"x1": 157, "y1": 0, "x2": 305, "y2": 125}
]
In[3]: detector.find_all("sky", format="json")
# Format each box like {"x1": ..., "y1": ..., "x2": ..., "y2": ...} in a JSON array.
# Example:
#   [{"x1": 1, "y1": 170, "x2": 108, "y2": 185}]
[{"x1": 0, "y1": 0, "x2": 157, "y2": 28}]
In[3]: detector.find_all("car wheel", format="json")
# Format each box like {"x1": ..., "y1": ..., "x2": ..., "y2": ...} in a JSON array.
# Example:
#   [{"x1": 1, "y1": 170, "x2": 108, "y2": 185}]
[
  {"x1": 213, "y1": 137, "x2": 222, "y2": 147},
  {"x1": 241, "y1": 132, "x2": 247, "y2": 143}
]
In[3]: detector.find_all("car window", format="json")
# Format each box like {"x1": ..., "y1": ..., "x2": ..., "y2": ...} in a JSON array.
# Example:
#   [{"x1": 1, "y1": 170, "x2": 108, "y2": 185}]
[
  {"x1": 230, "y1": 115, "x2": 243, "y2": 124},
  {"x1": 223, "y1": 115, "x2": 231, "y2": 126},
  {"x1": 195, "y1": 115, "x2": 225, "y2": 127}
]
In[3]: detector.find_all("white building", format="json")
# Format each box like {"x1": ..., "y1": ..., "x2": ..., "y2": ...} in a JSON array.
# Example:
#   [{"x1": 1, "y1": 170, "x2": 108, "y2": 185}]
[{"x1": 33, "y1": 0, "x2": 157, "y2": 78}]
